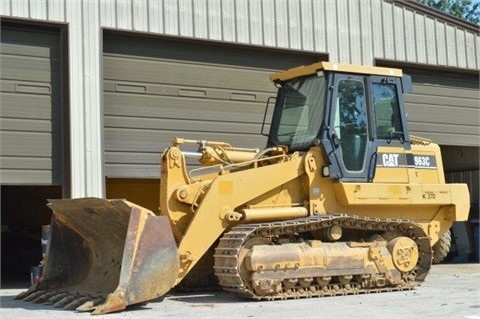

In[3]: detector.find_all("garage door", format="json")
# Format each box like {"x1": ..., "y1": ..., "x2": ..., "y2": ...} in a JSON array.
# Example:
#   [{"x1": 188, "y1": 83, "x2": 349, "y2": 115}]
[
  {"x1": 0, "y1": 23, "x2": 62, "y2": 184},
  {"x1": 104, "y1": 32, "x2": 321, "y2": 178},
  {"x1": 402, "y1": 68, "x2": 479, "y2": 147}
]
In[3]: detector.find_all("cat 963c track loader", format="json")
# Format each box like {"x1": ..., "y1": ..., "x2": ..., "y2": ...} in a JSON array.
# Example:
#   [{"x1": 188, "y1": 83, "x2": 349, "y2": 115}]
[{"x1": 17, "y1": 62, "x2": 470, "y2": 315}]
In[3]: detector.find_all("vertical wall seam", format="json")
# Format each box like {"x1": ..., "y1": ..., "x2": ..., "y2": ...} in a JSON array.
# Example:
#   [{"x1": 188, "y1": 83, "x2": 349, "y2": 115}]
[
  {"x1": 423, "y1": 14, "x2": 428, "y2": 64},
  {"x1": 225, "y1": 1, "x2": 227, "y2": 41},
  {"x1": 434, "y1": 17, "x2": 438, "y2": 65},
  {"x1": 380, "y1": 0, "x2": 385, "y2": 59},
  {"x1": 97, "y1": 1, "x2": 101, "y2": 35},
  {"x1": 114, "y1": 0, "x2": 118, "y2": 29},
  {"x1": 371, "y1": 0, "x2": 376, "y2": 63},
  {"x1": 346, "y1": 0, "x2": 351, "y2": 64},
  {"x1": 311, "y1": 0, "x2": 316, "y2": 52},
  {"x1": 273, "y1": 0, "x2": 278, "y2": 47},
  {"x1": 323, "y1": 0, "x2": 328, "y2": 55},
  {"x1": 98, "y1": 3, "x2": 104, "y2": 191},
  {"x1": 411, "y1": 9, "x2": 416, "y2": 62},
  {"x1": 146, "y1": 0, "x2": 151, "y2": 32},
  {"x1": 358, "y1": 0, "x2": 364, "y2": 65},
  {"x1": 206, "y1": 0, "x2": 210, "y2": 39},
  {"x1": 392, "y1": 2, "x2": 396, "y2": 60},
  {"x1": 335, "y1": 0, "x2": 339, "y2": 60},
  {"x1": 247, "y1": 1, "x2": 252, "y2": 44},
  {"x1": 176, "y1": 0, "x2": 180, "y2": 35},
  {"x1": 80, "y1": 0, "x2": 87, "y2": 195},
  {"x1": 454, "y1": 26, "x2": 459, "y2": 67},
  {"x1": 192, "y1": 0, "x2": 196, "y2": 38},
  {"x1": 403, "y1": 6, "x2": 407, "y2": 62},
  {"x1": 233, "y1": 0, "x2": 237, "y2": 42},
  {"x1": 46, "y1": 0, "x2": 49, "y2": 21},
  {"x1": 475, "y1": 33, "x2": 479, "y2": 69},
  {"x1": 299, "y1": 0, "x2": 303, "y2": 50},
  {"x1": 444, "y1": 22, "x2": 449, "y2": 65},
  {"x1": 130, "y1": 0, "x2": 134, "y2": 30},
  {"x1": 260, "y1": 0, "x2": 264, "y2": 45},
  {"x1": 286, "y1": 1, "x2": 290, "y2": 49},
  {"x1": 162, "y1": 0, "x2": 165, "y2": 35}
]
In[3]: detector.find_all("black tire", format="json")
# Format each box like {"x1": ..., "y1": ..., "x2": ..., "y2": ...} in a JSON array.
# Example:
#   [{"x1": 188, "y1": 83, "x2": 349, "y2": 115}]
[{"x1": 432, "y1": 230, "x2": 452, "y2": 264}]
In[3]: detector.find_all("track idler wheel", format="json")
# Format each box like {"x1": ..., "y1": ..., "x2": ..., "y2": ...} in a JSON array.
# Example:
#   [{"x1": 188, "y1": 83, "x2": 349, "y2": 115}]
[{"x1": 387, "y1": 237, "x2": 419, "y2": 273}]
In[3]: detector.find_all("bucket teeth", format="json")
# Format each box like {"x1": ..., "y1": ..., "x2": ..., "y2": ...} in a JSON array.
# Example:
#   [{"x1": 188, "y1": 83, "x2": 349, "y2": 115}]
[
  {"x1": 53, "y1": 295, "x2": 77, "y2": 308},
  {"x1": 19, "y1": 290, "x2": 105, "y2": 313},
  {"x1": 64, "y1": 297, "x2": 91, "y2": 310},
  {"x1": 32, "y1": 291, "x2": 57, "y2": 303},
  {"x1": 23, "y1": 290, "x2": 47, "y2": 302},
  {"x1": 15, "y1": 289, "x2": 33, "y2": 300},
  {"x1": 45, "y1": 292, "x2": 69, "y2": 304},
  {"x1": 76, "y1": 297, "x2": 105, "y2": 312}
]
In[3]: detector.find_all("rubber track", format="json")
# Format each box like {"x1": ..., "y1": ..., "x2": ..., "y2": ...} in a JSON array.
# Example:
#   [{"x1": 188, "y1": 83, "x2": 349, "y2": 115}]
[{"x1": 213, "y1": 214, "x2": 432, "y2": 300}]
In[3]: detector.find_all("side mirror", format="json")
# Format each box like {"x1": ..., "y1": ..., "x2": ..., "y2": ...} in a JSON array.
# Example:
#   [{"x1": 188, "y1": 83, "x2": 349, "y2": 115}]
[{"x1": 401, "y1": 74, "x2": 413, "y2": 94}]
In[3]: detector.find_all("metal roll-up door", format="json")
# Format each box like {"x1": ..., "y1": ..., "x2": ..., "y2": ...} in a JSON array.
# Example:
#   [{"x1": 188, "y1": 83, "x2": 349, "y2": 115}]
[
  {"x1": 0, "y1": 24, "x2": 62, "y2": 185},
  {"x1": 403, "y1": 68, "x2": 479, "y2": 147},
  {"x1": 103, "y1": 32, "x2": 322, "y2": 179}
]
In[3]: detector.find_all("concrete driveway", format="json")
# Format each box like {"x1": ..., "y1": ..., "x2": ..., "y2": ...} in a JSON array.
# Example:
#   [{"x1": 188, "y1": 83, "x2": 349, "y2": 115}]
[{"x1": 1, "y1": 263, "x2": 479, "y2": 319}]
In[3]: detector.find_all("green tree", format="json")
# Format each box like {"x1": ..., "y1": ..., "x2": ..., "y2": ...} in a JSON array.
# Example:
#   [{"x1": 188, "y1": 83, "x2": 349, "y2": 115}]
[{"x1": 418, "y1": 0, "x2": 480, "y2": 24}]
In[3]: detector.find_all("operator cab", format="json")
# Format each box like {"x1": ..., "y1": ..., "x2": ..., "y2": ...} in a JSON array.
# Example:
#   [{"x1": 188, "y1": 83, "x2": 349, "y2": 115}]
[{"x1": 266, "y1": 62, "x2": 413, "y2": 182}]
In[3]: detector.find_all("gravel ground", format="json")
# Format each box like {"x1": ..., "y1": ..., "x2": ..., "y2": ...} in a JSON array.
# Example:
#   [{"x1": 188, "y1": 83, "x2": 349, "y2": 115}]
[{"x1": 1, "y1": 263, "x2": 479, "y2": 319}]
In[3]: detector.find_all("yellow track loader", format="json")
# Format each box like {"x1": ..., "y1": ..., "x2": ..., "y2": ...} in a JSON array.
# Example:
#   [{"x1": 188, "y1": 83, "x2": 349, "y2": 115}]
[{"x1": 17, "y1": 62, "x2": 470, "y2": 314}]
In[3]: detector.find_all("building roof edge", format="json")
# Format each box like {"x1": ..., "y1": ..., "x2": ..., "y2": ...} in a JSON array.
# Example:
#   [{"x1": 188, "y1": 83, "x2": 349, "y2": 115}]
[{"x1": 386, "y1": 0, "x2": 479, "y2": 34}]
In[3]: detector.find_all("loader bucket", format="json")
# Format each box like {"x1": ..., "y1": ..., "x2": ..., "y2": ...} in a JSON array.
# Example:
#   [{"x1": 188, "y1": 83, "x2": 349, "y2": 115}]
[{"x1": 16, "y1": 198, "x2": 180, "y2": 315}]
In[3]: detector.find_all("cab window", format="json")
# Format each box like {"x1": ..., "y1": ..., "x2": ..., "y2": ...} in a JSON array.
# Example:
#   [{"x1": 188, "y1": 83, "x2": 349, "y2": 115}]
[{"x1": 372, "y1": 82, "x2": 403, "y2": 138}]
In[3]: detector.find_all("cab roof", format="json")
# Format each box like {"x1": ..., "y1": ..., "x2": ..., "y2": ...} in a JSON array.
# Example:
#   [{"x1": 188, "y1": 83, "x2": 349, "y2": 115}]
[{"x1": 270, "y1": 61, "x2": 403, "y2": 82}]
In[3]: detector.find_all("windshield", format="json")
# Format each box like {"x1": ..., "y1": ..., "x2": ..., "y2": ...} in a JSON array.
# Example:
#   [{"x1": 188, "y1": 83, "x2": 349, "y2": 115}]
[{"x1": 267, "y1": 74, "x2": 327, "y2": 151}]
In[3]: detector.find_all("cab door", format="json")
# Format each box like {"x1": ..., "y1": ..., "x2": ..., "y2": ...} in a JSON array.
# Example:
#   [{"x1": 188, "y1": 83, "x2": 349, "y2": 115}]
[{"x1": 322, "y1": 73, "x2": 373, "y2": 181}]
